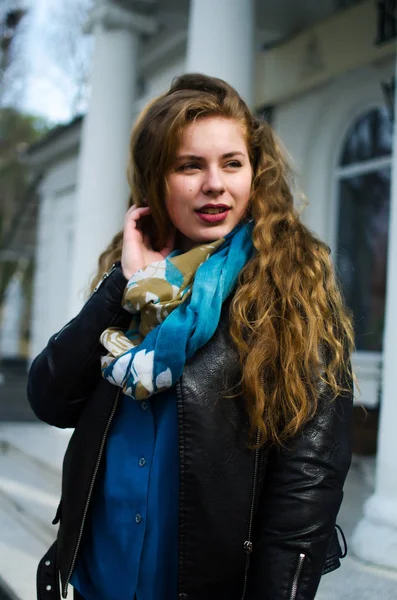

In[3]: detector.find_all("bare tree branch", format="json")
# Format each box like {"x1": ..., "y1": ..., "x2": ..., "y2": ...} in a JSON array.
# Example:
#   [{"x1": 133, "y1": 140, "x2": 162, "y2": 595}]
[
  {"x1": 42, "y1": 0, "x2": 95, "y2": 116},
  {"x1": 0, "y1": 2, "x2": 29, "y2": 108}
]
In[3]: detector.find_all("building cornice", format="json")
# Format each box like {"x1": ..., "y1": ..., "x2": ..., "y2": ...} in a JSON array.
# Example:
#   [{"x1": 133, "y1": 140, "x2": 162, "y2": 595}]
[
  {"x1": 139, "y1": 29, "x2": 187, "y2": 73},
  {"x1": 22, "y1": 118, "x2": 82, "y2": 170},
  {"x1": 84, "y1": 0, "x2": 157, "y2": 36},
  {"x1": 255, "y1": 0, "x2": 396, "y2": 107}
]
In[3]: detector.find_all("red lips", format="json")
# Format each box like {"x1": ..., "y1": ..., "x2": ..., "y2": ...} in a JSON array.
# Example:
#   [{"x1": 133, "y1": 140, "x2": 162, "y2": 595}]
[{"x1": 197, "y1": 204, "x2": 230, "y2": 211}]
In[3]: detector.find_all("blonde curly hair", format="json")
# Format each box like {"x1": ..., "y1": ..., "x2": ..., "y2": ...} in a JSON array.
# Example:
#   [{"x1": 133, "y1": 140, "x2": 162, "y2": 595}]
[{"x1": 91, "y1": 73, "x2": 354, "y2": 446}]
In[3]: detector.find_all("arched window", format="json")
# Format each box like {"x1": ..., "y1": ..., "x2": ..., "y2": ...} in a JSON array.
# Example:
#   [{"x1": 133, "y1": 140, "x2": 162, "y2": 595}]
[{"x1": 335, "y1": 107, "x2": 392, "y2": 352}]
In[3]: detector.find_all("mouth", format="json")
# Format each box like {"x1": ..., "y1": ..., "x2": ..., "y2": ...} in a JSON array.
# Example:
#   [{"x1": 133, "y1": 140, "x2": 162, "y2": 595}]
[
  {"x1": 196, "y1": 204, "x2": 230, "y2": 214},
  {"x1": 195, "y1": 205, "x2": 231, "y2": 223}
]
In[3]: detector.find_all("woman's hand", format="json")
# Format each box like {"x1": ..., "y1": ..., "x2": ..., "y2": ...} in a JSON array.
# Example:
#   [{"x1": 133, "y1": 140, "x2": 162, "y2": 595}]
[{"x1": 121, "y1": 204, "x2": 175, "y2": 280}]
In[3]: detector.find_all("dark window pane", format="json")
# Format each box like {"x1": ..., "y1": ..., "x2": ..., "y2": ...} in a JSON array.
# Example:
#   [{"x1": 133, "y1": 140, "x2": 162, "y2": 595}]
[
  {"x1": 340, "y1": 108, "x2": 393, "y2": 166},
  {"x1": 336, "y1": 167, "x2": 391, "y2": 351}
]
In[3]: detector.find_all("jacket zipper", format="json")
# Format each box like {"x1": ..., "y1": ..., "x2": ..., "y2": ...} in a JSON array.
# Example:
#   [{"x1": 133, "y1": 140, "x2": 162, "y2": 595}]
[
  {"x1": 175, "y1": 380, "x2": 185, "y2": 596},
  {"x1": 240, "y1": 428, "x2": 261, "y2": 600},
  {"x1": 63, "y1": 388, "x2": 121, "y2": 597},
  {"x1": 289, "y1": 553, "x2": 306, "y2": 600},
  {"x1": 92, "y1": 262, "x2": 120, "y2": 294}
]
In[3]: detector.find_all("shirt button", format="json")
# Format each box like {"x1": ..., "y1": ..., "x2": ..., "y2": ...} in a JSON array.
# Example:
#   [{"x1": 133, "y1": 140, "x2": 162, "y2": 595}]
[
  {"x1": 139, "y1": 457, "x2": 146, "y2": 467},
  {"x1": 135, "y1": 514, "x2": 142, "y2": 524},
  {"x1": 141, "y1": 401, "x2": 148, "y2": 411}
]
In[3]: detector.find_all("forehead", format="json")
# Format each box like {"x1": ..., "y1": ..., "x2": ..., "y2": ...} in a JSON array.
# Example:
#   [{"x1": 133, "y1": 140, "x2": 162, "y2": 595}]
[{"x1": 177, "y1": 116, "x2": 248, "y2": 154}]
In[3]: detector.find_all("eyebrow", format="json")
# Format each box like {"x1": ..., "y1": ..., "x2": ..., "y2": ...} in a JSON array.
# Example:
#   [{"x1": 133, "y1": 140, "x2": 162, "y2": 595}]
[{"x1": 175, "y1": 151, "x2": 246, "y2": 160}]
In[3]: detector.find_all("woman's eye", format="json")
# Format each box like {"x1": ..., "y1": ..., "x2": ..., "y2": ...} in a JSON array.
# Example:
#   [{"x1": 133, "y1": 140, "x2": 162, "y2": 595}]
[
  {"x1": 178, "y1": 163, "x2": 200, "y2": 171},
  {"x1": 225, "y1": 161, "x2": 242, "y2": 168}
]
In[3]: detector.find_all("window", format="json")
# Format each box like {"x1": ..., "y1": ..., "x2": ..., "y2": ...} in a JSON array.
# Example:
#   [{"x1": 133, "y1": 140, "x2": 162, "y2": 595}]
[
  {"x1": 375, "y1": 0, "x2": 397, "y2": 46},
  {"x1": 335, "y1": 107, "x2": 392, "y2": 352}
]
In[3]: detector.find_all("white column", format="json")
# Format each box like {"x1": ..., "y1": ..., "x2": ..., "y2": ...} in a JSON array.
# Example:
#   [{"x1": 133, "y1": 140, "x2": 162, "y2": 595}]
[
  {"x1": 351, "y1": 58, "x2": 397, "y2": 569},
  {"x1": 68, "y1": 1, "x2": 156, "y2": 317},
  {"x1": 0, "y1": 269, "x2": 25, "y2": 358},
  {"x1": 186, "y1": 0, "x2": 255, "y2": 106}
]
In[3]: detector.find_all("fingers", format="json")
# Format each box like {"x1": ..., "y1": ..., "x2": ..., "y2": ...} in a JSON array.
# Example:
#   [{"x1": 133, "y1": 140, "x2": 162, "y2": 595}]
[
  {"x1": 125, "y1": 204, "x2": 151, "y2": 224},
  {"x1": 124, "y1": 205, "x2": 175, "y2": 258}
]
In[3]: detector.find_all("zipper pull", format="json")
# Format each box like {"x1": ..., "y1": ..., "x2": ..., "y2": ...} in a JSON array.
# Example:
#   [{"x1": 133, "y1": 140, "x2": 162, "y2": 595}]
[
  {"x1": 290, "y1": 553, "x2": 306, "y2": 600},
  {"x1": 93, "y1": 262, "x2": 120, "y2": 293},
  {"x1": 243, "y1": 541, "x2": 253, "y2": 554}
]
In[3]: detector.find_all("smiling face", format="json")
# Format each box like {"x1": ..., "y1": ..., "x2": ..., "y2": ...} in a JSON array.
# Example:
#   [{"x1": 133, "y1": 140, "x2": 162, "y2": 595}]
[{"x1": 165, "y1": 116, "x2": 253, "y2": 250}]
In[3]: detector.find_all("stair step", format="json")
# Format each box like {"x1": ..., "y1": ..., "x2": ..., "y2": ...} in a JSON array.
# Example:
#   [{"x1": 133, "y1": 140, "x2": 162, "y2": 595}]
[
  {"x1": 0, "y1": 499, "x2": 51, "y2": 600},
  {"x1": 0, "y1": 446, "x2": 60, "y2": 541},
  {"x1": 0, "y1": 424, "x2": 72, "y2": 600}
]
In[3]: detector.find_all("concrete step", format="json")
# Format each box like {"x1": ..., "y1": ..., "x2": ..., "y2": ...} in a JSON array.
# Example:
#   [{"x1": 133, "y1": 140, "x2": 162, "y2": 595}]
[
  {"x1": 0, "y1": 424, "x2": 72, "y2": 600},
  {"x1": 0, "y1": 442, "x2": 60, "y2": 544}
]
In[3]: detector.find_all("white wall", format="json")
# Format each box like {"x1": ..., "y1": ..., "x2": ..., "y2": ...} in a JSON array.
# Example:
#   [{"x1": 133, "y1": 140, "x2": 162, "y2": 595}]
[
  {"x1": 0, "y1": 271, "x2": 25, "y2": 358},
  {"x1": 30, "y1": 157, "x2": 77, "y2": 361},
  {"x1": 134, "y1": 56, "x2": 186, "y2": 115}
]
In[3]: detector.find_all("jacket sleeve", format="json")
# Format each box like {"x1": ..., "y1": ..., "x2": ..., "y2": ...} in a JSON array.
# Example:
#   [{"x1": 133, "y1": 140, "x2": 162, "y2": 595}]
[
  {"x1": 27, "y1": 265, "x2": 131, "y2": 429},
  {"x1": 246, "y1": 369, "x2": 353, "y2": 600}
]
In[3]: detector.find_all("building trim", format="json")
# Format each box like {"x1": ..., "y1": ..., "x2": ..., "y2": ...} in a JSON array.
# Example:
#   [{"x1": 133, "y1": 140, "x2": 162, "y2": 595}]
[
  {"x1": 84, "y1": 1, "x2": 157, "y2": 36},
  {"x1": 139, "y1": 30, "x2": 187, "y2": 74},
  {"x1": 22, "y1": 117, "x2": 82, "y2": 170},
  {"x1": 255, "y1": 0, "x2": 396, "y2": 107},
  {"x1": 336, "y1": 155, "x2": 392, "y2": 179}
]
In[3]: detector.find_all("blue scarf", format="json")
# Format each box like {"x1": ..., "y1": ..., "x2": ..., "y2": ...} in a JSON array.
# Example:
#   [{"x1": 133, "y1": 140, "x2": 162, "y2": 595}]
[{"x1": 100, "y1": 221, "x2": 254, "y2": 400}]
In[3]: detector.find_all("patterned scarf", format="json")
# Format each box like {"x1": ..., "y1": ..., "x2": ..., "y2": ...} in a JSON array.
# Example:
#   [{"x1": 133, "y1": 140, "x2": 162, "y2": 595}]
[{"x1": 100, "y1": 221, "x2": 254, "y2": 400}]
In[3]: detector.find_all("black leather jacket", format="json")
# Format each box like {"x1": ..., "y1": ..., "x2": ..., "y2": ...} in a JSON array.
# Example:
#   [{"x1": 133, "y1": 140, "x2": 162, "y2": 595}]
[{"x1": 28, "y1": 264, "x2": 353, "y2": 600}]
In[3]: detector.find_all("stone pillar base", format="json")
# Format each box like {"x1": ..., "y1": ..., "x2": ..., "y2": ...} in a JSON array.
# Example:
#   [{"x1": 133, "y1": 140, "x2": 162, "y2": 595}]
[{"x1": 352, "y1": 493, "x2": 397, "y2": 570}]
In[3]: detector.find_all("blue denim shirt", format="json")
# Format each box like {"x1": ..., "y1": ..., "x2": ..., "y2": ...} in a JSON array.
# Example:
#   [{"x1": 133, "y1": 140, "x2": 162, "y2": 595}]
[{"x1": 71, "y1": 388, "x2": 179, "y2": 600}]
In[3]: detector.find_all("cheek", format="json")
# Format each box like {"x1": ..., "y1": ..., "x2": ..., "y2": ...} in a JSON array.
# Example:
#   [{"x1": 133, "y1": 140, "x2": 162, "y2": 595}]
[
  {"x1": 236, "y1": 173, "x2": 253, "y2": 205},
  {"x1": 166, "y1": 178, "x2": 195, "y2": 212}
]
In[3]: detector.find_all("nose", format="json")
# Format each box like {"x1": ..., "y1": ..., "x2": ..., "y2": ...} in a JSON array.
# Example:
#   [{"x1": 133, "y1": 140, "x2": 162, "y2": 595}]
[{"x1": 202, "y1": 167, "x2": 225, "y2": 197}]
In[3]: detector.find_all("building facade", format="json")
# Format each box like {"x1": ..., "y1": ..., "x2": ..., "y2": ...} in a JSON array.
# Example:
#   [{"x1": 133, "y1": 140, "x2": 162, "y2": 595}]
[{"x1": 23, "y1": 0, "x2": 397, "y2": 572}]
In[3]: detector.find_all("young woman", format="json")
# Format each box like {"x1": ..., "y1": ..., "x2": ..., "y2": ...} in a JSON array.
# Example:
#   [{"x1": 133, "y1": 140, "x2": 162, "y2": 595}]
[{"x1": 29, "y1": 73, "x2": 354, "y2": 600}]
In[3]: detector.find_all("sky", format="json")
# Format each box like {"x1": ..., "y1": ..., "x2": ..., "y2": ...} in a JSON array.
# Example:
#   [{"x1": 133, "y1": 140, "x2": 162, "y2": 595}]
[
  {"x1": 23, "y1": 0, "x2": 73, "y2": 122},
  {"x1": 3, "y1": 0, "x2": 91, "y2": 123}
]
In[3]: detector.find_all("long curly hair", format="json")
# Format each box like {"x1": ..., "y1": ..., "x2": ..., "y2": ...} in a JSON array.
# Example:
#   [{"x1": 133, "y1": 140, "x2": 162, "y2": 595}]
[{"x1": 92, "y1": 73, "x2": 354, "y2": 446}]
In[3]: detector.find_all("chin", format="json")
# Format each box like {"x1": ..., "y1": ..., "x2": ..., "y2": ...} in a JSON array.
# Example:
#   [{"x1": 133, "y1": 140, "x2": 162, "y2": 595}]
[
  {"x1": 178, "y1": 222, "x2": 238, "y2": 250},
  {"x1": 192, "y1": 230, "x2": 228, "y2": 245},
  {"x1": 202, "y1": 224, "x2": 234, "y2": 240}
]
